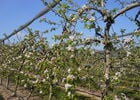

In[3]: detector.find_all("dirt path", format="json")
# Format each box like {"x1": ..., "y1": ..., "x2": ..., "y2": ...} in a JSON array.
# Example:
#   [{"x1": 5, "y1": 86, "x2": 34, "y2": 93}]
[
  {"x1": 0, "y1": 79, "x2": 101, "y2": 100},
  {"x1": 0, "y1": 80, "x2": 41, "y2": 100}
]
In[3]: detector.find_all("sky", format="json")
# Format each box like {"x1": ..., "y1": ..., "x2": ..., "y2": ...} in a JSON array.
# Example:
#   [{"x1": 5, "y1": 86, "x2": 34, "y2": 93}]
[
  {"x1": 0, "y1": 0, "x2": 44, "y2": 37},
  {"x1": 0, "y1": 0, "x2": 139, "y2": 44}
]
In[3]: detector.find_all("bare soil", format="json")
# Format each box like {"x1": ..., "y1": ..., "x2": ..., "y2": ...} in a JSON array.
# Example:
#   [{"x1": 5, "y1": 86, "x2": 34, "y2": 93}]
[{"x1": 0, "y1": 80, "x2": 41, "y2": 100}]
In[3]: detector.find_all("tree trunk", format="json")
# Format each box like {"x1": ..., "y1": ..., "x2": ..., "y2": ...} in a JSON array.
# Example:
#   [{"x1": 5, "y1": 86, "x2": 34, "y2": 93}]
[
  {"x1": 48, "y1": 83, "x2": 53, "y2": 100},
  {"x1": 6, "y1": 75, "x2": 10, "y2": 89},
  {"x1": 12, "y1": 76, "x2": 20, "y2": 96},
  {"x1": 102, "y1": 22, "x2": 112, "y2": 99},
  {"x1": 104, "y1": 48, "x2": 110, "y2": 97},
  {"x1": 0, "y1": 78, "x2": 2, "y2": 85}
]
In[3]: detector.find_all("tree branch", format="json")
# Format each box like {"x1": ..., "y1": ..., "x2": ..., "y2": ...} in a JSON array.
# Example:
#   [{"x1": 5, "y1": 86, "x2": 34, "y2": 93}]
[
  {"x1": 113, "y1": 2, "x2": 140, "y2": 19},
  {"x1": 0, "y1": 0, "x2": 62, "y2": 43},
  {"x1": 111, "y1": 30, "x2": 140, "y2": 39},
  {"x1": 100, "y1": 0, "x2": 104, "y2": 7},
  {"x1": 57, "y1": 84, "x2": 101, "y2": 99}
]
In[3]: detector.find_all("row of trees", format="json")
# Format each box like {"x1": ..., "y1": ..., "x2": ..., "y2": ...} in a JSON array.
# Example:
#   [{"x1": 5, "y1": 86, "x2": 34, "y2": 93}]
[{"x1": 0, "y1": 0, "x2": 140, "y2": 99}]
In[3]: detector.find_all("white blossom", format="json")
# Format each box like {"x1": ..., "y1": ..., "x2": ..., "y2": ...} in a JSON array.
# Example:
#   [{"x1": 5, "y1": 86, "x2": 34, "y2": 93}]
[
  {"x1": 81, "y1": 76, "x2": 87, "y2": 80},
  {"x1": 39, "y1": 90, "x2": 43, "y2": 94},
  {"x1": 104, "y1": 73, "x2": 109, "y2": 80},
  {"x1": 52, "y1": 72, "x2": 56, "y2": 76},
  {"x1": 69, "y1": 36, "x2": 75, "y2": 41},
  {"x1": 82, "y1": 5, "x2": 89, "y2": 10},
  {"x1": 113, "y1": 76, "x2": 118, "y2": 80},
  {"x1": 30, "y1": 62, "x2": 33, "y2": 66},
  {"x1": 91, "y1": 50, "x2": 95, "y2": 55},
  {"x1": 53, "y1": 79, "x2": 58, "y2": 84},
  {"x1": 52, "y1": 43, "x2": 58, "y2": 47},
  {"x1": 20, "y1": 71, "x2": 24, "y2": 74},
  {"x1": 126, "y1": 51, "x2": 131, "y2": 57},
  {"x1": 52, "y1": 43, "x2": 55, "y2": 47},
  {"x1": 46, "y1": 76, "x2": 49, "y2": 79},
  {"x1": 67, "y1": 74, "x2": 75, "y2": 80},
  {"x1": 70, "y1": 54, "x2": 74, "y2": 58},
  {"x1": 44, "y1": 69, "x2": 48, "y2": 74},
  {"x1": 25, "y1": 52, "x2": 32, "y2": 58},
  {"x1": 68, "y1": 91, "x2": 71, "y2": 97},
  {"x1": 42, "y1": 79, "x2": 46, "y2": 82},
  {"x1": 100, "y1": 84, "x2": 106, "y2": 89},
  {"x1": 34, "y1": 75, "x2": 40, "y2": 79},
  {"x1": 10, "y1": 68, "x2": 15, "y2": 71},
  {"x1": 67, "y1": 45, "x2": 75, "y2": 51},
  {"x1": 24, "y1": 84, "x2": 27, "y2": 88},
  {"x1": 79, "y1": 31, "x2": 83, "y2": 35},
  {"x1": 21, "y1": 80, "x2": 25, "y2": 82},
  {"x1": 121, "y1": 93, "x2": 129, "y2": 100},
  {"x1": 24, "y1": 73, "x2": 28, "y2": 76},
  {"x1": 68, "y1": 68, "x2": 71, "y2": 73},
  {"x1": 85, "y1": 37, "x2": 92, "y2": 44},
  {"x1": 62, "y1": 78, "x2": 66, "y2": 83},
  {"x1": 51, "y1": 57, "x2": 56, "y2": 62},
  {"x1": 78, "y1": 67, "x2": 81, "y2": 71},
  {"x1": 65, "y1": 83, "x2": 72, "y2": 91},
  {"x1": 114, "y1": 95, "x2": 119, "y2": 100},
  {"x1": 89, "y1": 17, "x2": 95, "y2": 22},
  {"x1": 115, "y1": 72, "x2": 121, "y2": 77},
  {"x1": 100, "y1": 80, "x2": 103, "y2": 82},
  {"x1": 16, "y1": 56, "x2": 22, "y2": 59},
  {"x1": 124, "y1": 37, "x2": 132, "y2": 44},
  {"x1": 8, "y1": 60, "x2": 11, "y2": 64},
  {"x1": 32, "y1": 79, "x2": 39, "y2": 84},
  {"x1": 85, "y1": 37, "x2": 92, "y2": 41}
]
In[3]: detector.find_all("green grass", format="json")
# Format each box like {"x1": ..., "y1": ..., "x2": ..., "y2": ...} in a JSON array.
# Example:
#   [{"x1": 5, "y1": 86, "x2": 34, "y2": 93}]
[
  {"x1": 42, "y1": 87, "x2": 97, "y2": 100},
  {"x1": 114, "y1": 87, "x2": 140, "y2": 100}
]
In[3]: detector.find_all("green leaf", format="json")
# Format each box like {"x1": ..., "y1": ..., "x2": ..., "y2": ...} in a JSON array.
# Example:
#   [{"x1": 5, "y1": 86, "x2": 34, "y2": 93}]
[
  {"x1": 57, "y1": 9, "x2": 65, "y2": 14},
  {"x1": 120, "y1": 29, "x2": 126, "y2": 33},
  {"x1": 112, "y1": 8, "x2": 118, "y2": 14},
  {"x1": 135, "y1": 31, "x2": 140, "y2": 37},
  {"x1": 39, "y1": 18, "x2": 46, "y2": 23},
  {"x1": 84, "y1": 23, "x2": 95, "y2": 29},
  {"x1": 61, "y1": 3, "x2": 70, "y2": 9},
  {"x1": 50, "y1": 27, "x2": 56, "y2": 32}
]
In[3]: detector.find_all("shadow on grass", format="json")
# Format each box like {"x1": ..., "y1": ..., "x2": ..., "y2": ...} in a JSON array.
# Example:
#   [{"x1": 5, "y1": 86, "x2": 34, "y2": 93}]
[{"x1": 0, "y1": 94, "x2": 4, "y2": 100}]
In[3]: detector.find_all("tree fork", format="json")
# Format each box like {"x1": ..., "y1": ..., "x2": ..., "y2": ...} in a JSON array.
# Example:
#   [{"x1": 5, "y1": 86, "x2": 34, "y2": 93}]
[{"x1": 102, "y1": 4, "x2": 140, "y2": 98}]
